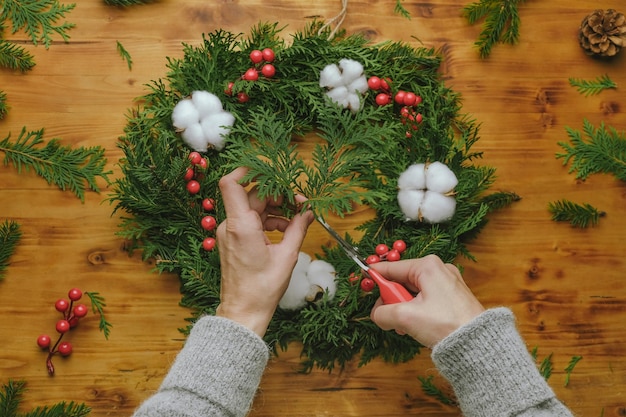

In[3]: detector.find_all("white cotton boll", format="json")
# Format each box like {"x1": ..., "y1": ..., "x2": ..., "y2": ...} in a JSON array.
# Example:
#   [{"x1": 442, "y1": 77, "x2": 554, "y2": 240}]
[
  {"x1": 181, "y1": 122, "x2": 208, "y2": 152},
  {"x1": 420, "y1": 190, "x2": 456, "y2": 223},
  {"x1": 346, "y1": 92, "x2": 361, "y2": 113},
  {"x1": 397, "y1": 189, "x2": 425, "y2": 221},
  {"x1": 307, "y1": 259, "x2": 337, "y2": 299},
  {"x1": 347, "y1": 76, "x2": 369, "y2": 94},
  {"x1": 201, "y1": 111, "x2": 235, "y2": 151},
  {"x1": 192, "y1": 91, "x2": 223, "y2": 118},
  {"x1": 397, "y1": 163, "x2": 426, "y2": 190},
  {"x1": 338, "y1": 59, "x2": 364, "y2": 85},
  {"x1": 172, "y1": 99, "x2": 200, "y2": 130},
  {"x1": 319, "y1": 64, "x2": 344, "y2": 88},
  {"x1": 425, "y1": 162, "x2": 458, "y2": 194},
  {"x1": 326, "y1": 86, "x2": 349, "y2": 108},
  {"x1": 279, "y1": 253, "x2": 313, "y2": 310}
]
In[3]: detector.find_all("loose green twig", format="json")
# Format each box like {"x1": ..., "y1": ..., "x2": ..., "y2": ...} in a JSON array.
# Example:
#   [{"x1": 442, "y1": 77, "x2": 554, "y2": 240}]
[
  {"x1": 549, "y1": 200, "x2": 604, "y2": 228},
  {"x1": 418, "y1": 375, "x2": 457, "y2": 405},
  {"x1": 0, "y1": 40, "x2": 36, "y2": 72},
  {"x1": 0, "y1": 0, "x2": 76, "y2": 48},
  {"x1": 564, "y1": 356, "x2": 583, "y2": 387},
  {"x1": 0, "y1": 128, "x2": 112, "y2": 202},
  {"x1": 0, "y1": 379, "x2": 91, "y2": 417},
  {"x1": 557, "y1": 119, "x2": 626, "y2": 181},
  {"x1": 85, "y1": 292, "x2": 112, "y2": 339},
  {"x1": 0, "y1": 91, "x2": 9, "y2": 120},
  {"x1": 462, "y1": 0, "x2": 525, "y2": 58},
  {"x1": 116, "y1": 41, "x2": 133, "y2": 70},
  {"x1": 569, "y1": 74, "x2": 617, "y2": 96},
  {"x1": 394, "y1": 0, "x2": 411, "y2": 19},
  {"x1": 0, "y1": 220, "x2": 21, "y2": 280}
]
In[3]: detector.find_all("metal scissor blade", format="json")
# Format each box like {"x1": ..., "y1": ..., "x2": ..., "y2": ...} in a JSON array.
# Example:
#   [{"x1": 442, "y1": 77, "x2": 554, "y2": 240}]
[{"x1": 316, "y1": 216, "x2": 365, "y2": 265}]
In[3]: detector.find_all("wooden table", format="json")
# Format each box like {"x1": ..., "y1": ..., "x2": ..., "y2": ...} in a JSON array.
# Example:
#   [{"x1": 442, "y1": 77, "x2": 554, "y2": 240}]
[{"x1": 1, "y1": 0, "x2": 625, "y2": 415}]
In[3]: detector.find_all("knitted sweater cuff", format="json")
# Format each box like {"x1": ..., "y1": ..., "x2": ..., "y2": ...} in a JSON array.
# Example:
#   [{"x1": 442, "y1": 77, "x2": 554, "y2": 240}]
[
  {"x1": 158, "y1": 315, "x2": 269, "y2": 416},
  {"x1": 431, "y1": 307, "x2": 557, "y2": 417}
]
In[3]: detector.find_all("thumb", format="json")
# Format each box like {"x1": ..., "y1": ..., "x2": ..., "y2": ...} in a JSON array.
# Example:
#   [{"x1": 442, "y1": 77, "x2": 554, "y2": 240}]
[{"x1": 370, "y1": 298, "x2": 414, "y2": 334}]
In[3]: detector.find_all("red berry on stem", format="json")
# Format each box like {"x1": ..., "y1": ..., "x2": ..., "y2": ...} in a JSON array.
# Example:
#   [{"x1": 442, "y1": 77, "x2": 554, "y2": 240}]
[
  {"x1": 184, "y1": 167, "x2": 195, "y2": 181},
  {"x1": 415, "y1": 113, "x2": 423, "y2": 123},
  {"x1": 73, "y1": 304, "x2": 88, "y2": 318},
  {"x1": 202, "y1": 237, "x2": 216, "y2": 251},
  {"x1": 375, "y1": 244, "x2": 389, "y2": 256},
  {"x1": 403, "y1": 92, "x2": 417, "y2": 107},
  {"x1": 188, "y1": 152, "x2": 202, "y2": 165},
  {"x1": 186, "y1": 180, "x2": 200, "y2": 194},
  {"x1": 262, "y1": 48, "x2": 275, "y2": 62},
  {"x1": 68, "y1": 317, "x2": 80, "y2": 328},
  {"x1": 237, "y1": 92, "x2": 249, "y2": 103},
  {"x1": 367, "y1": 76, "x2": 381, "y2": 90},
  {"x1": 68, "y1": 288, "x2": 82, "y2": 301},
  {"x1": 360, "y1": 277, "x2": 376, "y2": 292},
  {"x1": 380, "y1": 77, "x2": 391, "y2": 91},
  {"x1": 56, "y1": 319, "x2": 70, "y2": 334},
  {"x1": 386, "y1": 249, "x2": 401, "y2": 262},
  {"x1": 58, "y1": 342, "x2": 73, "y2": 356},
  {"x1": 348, "y1": 272, "x2": 360, "y2": 284},
  {"x1": 202, "y1": 198, "x2": 215, "y2": 211},
  {"x1": 375, "y1": 93, "x2": 390, "y2": 106},
  {"x1": 198, "y1": 157, "x2": 208, "y2": 170},
  {"x1": 392, "y1": 240, "x2": 407, "y2": 253},
  {"x1": 243, "y1": 68, "x2": 259, "y2": 81},
  {"x1": 366, "y1": 254, "x2": 381, "y2": 265},
  {"x1": 261, "y1": 63, "x2": 276, "y2": 78},
  {"x1": 394, "y1": 91, "x2": 406, "y2": 105},
  {"x1": 224, "y1": 82, "x2": 234, "y2": 96},
  {"x1": 201, "y1": 216, "x2": 217, "y2": 231},
  {"x1": 415, "y1": 95, "x2": 423, "y2": 105},
  {"x1": 37, "y1": 334, "x2": 51, "y2": 349},
  {"x1": 55, "y1": 299, "x2": 69, "y2": 313},
  {"x1": 249, "y1": 49, "x2": 263, "y2": 64}
]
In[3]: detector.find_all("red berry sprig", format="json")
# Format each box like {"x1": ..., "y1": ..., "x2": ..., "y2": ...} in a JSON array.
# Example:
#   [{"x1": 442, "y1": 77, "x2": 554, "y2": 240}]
[
  {"x1": 367, "y1": 76, "x2": 424, "y2": 136},
  {"x1": 353, "y1": 240, "x2": 408, "y2": 294},
  {"x1": 183, "y1": 152, "x2": 218, "y2": 252},
  {"x1": 225, "y1": 48, "x2": 277, "y2": 103},
  {"x1": 37, "y1": 288, "x2": 89, "y2": 375}
]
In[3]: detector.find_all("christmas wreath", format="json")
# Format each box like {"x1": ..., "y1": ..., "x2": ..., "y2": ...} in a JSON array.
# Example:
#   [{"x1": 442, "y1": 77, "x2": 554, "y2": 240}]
[{"x1": 110, "y1": 22, "x2": 516, "y2": 371}]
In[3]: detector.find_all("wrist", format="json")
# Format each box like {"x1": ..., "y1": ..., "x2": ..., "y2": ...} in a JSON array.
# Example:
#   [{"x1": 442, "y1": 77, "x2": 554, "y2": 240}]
[{"x1": 215, "y1": 303, "x2": 273, "y2": 338}]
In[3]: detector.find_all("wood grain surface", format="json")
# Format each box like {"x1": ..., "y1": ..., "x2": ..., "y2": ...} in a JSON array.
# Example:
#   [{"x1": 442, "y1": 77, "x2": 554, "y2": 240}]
[{"x1": 1, "y1": 0, "x2": 625, "y2": 416}]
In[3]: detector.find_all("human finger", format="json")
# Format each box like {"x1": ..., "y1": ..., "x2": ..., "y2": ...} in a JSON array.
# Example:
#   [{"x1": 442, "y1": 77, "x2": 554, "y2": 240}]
[{"x1": 218, "y1": 167, "x2": 253, "y2": 219}]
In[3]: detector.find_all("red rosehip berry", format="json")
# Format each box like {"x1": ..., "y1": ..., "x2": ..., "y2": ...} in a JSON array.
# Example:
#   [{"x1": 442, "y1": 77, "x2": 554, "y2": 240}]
[
  {"x1": 37, "y1": 334, "x2": 51, "y2": 349},
  {"x1": 392, "y1": 239, "x2": 407, "y2": 253},
  {"x1": 58, "y1": 341, "x2": 73, "y2": 356},
  {"x1": 394, "y1": 91, "x2": 406, "y2": 105},
  {"x1": 375, "y1": 93, "x2": 391, "y2": 106},
  {"x1": 55, "y1": 299, "x2": 69, "y2": 313},
  {"x1": 73, "y1": 304, "x2": 88, "y2": 318},
  {"x1": 403, "y1": 92, "x2": 417, "y2": 107},
  {"x1": 375, "y1": 244, "x2": 389, "y2": 256},
  {"x1": 237, "y1": 92, "x2": 249, "y2": 103},
  {"x1": 249, "y1": 49, "x2": 263, "y2": 64},
  {"x1": 202, "y1": 198, "x2": 215, "y2": 211},
  {"x1": 243, "y1": 68, "x2": 259, "y2": 81},
  {"x1": 360, "y1": 277, "x2": 376, "y2": 292},
  {"x1": 68, "y1": 317, "x2": 80, "y2": 328},
  {"x1": 415, "y1": 95, "x2": 422, "y2": 105},
  {"x1": 348, "y1": 272, "x2": 361, "y2": 284},
  {"x1": 380, "y1": 77, "x2": 391, "y2": 91},
  {"x1": 367, "y1": 76, "x2": 382, "y2": 90},
  {"x1": 197, "y1": 157, "x2": 208, "y2": 170},
  {"x1": 415, "y1": 113, "x2": 423, "y2": 124},
  {"x1": 201, "y1": 216, "x2": 217, "y2": 231},
  {"x1": 366, "y1": 254, "x2": 381, "y2": 265},
  {"x1": 261, "y1": 63, "x2": 276, "y2": 78},
  {"x1": 186, "y1": 180, "x2": 200, "y2": 194},
  {"x1": 386, "y1": 249, "x2": 401, "y2": 262},
  {"x1": 56, "y1": 319, "x2": 70, "y2": 334},
  {"x1": 184, "y1": 167, "x2": 195, "y2": 181},
  {"x1": 261, "y1": 48, "x2": 275, "y2": 62},
  {"x1": 188, "y1": 151, "x2": 202, "y2": 165},
  {"x1": 202, "y1": 237, "x2": 216, "y2": 251},
  {"x1": 68, "y1": 288, "x2": 82, "y2": 302},
  {"x1": 224, "y1": 81, "x2": 234, "y2": 96}
]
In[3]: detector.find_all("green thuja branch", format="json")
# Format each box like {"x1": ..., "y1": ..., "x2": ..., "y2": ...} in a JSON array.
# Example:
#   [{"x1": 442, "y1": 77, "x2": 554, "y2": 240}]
[
  {"x1": 0, "y1": 40, "x2": 36, "y2": 72},
  {"x1": 0, "y1": 91, "x2": 9, "y2": 120},
  {"x1": 394, "y1": 0, "x2": 411, "y2": 19},
  {"x1": 0, "y1": 128, "x2": 112, "y2": 202},
  {"x1": 0, "y1": 380, "x2": 91, "y2": 417},
  {"x1": 564, "y1": 356, "x2": 583, "y2": 387},
  {"x1": 539, "y1": 352, "x2": 554, "y2": 380},
  {"x1": 557, "y1": 119, "x2": 626, "y2": 181},
  {"x1": 85, "y1": 292, "x2": 112, "y2": 339},
  {"x1": 116, "y1": 41, "x2": 132, "y2": 70},
  {"x1": 418, "y1": 375, "x2": 457, "y2": 406},
  {"x1": 0, "y1": 0, "x2": 76, "y2": 48},
  {"x1": 462, "y1": 0, "x2": 524, "y2": 58},
  {"x1": 549, "y1": 200, "x2": 604, "y2": 228},
  {"x1": 569, "y1": 74, "x2": 617, "y2": 96},
  {"x1": 0, "y1": 220, "x2": 21, "y2": 280}
]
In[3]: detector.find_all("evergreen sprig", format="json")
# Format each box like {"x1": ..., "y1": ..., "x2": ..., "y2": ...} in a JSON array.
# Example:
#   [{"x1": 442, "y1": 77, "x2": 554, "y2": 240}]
[
  {"x1": 0, "y1": 90, "x2": 8, "y2": 120},
  {"x1": 0, "y1": 0, "x2": 76, "y2": 48},
  {"x1": 116, "y1": 41, "x2": 132, "y2": 70},
  {"x1": 462, "y1": 0, "x2": 524, "y2": 58},
  {"x1": 111, "y1": 22, "x2": 515, "y2": 371},
  {"x1": 85, "y1": 292, "x2": 112, "y2": 339},
  {"x1": 549, "y1": 199, "x2": 604, "y2": 228},
  {"x1": 557, "y1": 119, "x2": 626, "y2": 181},
  {"x1": 417, "y1": 375, "x2": 457, "y2": 405},
  {"x1": 394, "y1": 0, "x2": 411, "y2": 19},
  {"x1": 569, "y1": 74, "x2": 617, "y2": 96},
  {"x1": 0, "y1": 380, "x2": 91, "y2": 417},
  {"x1": 0, "y1": 128, "x2": 111, "y2": 202},
  {"x1": 0, "y1": 40, "x2": 36, "y2": 72},
  {"x1": 564, "y1": 356, "x2": 582, "y2": 387},
  {"x1": 0, "y1": 220, "x2": 22, "y2": 280}
]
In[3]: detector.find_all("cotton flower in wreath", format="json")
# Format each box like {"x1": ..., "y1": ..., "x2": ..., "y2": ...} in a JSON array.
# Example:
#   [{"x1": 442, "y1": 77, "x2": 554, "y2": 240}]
[
  {"x1": 319, "y1": 58, "x2": 369, "y2": 113},
  {"x1": 171, "y1": 90, "x2": 235, "y2": 152},
  {"x1": 397, "y1": 161, "x2": 459, "y2": 223},
  {"x1": 279, "y1": 252, "x2": 337, "y2": 310}
]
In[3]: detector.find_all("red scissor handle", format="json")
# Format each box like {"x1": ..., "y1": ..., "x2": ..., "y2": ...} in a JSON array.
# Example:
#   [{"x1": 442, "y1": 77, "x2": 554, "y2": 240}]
[{"x1": 366, "y1": 268, "x2": 414, "y2": 304}]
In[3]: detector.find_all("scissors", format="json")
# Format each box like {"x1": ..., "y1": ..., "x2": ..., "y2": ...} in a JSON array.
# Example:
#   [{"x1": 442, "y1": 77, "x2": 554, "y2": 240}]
[{"x1": 316, "y1": 216, "x2": 414, "y2": 304}]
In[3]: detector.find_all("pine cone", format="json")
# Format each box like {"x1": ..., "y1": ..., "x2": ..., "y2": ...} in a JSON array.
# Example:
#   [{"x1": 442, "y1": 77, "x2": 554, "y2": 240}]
[{"x1": 579, "y1": 9, "x2": 626, "y2": 57}]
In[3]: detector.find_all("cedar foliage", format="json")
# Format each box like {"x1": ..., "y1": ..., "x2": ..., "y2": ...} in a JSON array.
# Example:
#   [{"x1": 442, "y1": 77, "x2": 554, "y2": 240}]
[
  {"x1": 0, "y1": 380, "x2": 91, "y2": 417},
  {"x1": 110, "y1": 22, "x2": 515, "y2": 371}
]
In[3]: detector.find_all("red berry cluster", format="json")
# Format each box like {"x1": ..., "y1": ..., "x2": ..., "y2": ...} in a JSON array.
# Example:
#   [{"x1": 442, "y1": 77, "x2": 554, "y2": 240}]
[
  {"x1": 224, "y1": 48, "x2": 276, "y2": 103},
  {"x1": 37, "y1": 288, "x2": 88, "y2": 375},
  {"x1": 185, "y1": 151, "x2": 217, "y2": 251},
  {"x1": 350, "y1": 240, "x2": 408, "y2": 293},
  {"x1": 367, "y1": 76, "x2": 424, "y2": 137}
]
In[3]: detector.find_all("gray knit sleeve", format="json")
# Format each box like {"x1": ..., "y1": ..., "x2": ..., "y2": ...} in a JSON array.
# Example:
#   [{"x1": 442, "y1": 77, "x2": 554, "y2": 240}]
[
  {"x1": 431, "y1": 307, "x2": 573, "y2": 417},
  {"x1": 131, "y1": 315, "x2": 270, "y2": 417}
]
